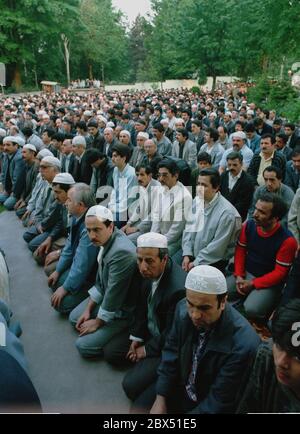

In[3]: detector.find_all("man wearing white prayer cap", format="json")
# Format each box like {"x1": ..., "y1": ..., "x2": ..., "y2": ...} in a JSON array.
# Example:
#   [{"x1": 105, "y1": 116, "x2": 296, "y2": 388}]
[
  {"x1": 20, "y1": 150, "x2": 54, "y2": 225},
  {"x1": 69, "y1": 205, "x2": 138, "y2": 359},
  {"x1": 104, "y1": 232, "x2": 186, "y2": 407},
  {"x1": 145, "y1": 265, "x2": 261, "y2": 414},
  {"x1": 31, "y1": 174, "x2": 76, "y2": 266},
  {"x1": 219, "y1": 129, "x2": 254, "y2": 173},
  {"x1": 129, "y1": 132, "x2": 149, "y2": 168},
  {"x1": 14, "y1": 143, "x2": 39, "y2": 218},
  {"x1": 0, "y1": 134, "x2": 26, "y2": 210},
  {"x1": 23, "y1": 153, "x2": 61, "y2": 252}
]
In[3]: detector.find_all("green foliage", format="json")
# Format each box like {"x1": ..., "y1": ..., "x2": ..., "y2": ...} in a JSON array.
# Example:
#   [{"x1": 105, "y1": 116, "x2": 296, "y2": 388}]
[
  {"x1": 247, "y1": 77, "x2": 300, "y2": 122},
  {"x1": 0, "y1": 0, "x2": 300, "y2": 91},
  {"x1": 190, "y1": 86, "x2": 201, "y2": 94}
]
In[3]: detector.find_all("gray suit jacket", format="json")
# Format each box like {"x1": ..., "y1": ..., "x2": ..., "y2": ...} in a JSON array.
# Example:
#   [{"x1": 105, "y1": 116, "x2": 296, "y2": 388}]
[
  {"x1": 172, "y1": 139, "x2": 197, "y2": 169},
  {"x1": 88, "y1": 229, "x2": 137, "y2": 323}
]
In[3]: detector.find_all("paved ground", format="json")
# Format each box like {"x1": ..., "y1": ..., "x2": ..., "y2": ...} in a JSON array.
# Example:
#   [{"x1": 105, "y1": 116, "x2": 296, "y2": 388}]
[{"x1": 0, "y1": 211, "x2": 130, "y2": 414}]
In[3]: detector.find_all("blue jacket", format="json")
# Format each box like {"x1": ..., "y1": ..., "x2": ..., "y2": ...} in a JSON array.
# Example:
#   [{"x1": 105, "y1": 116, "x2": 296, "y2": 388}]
[
  {"x1": 0, "y1": 149, "x2": 26, "y2": 198},
  {"x1": 56, "y1": 214, "x2": 99, "y2": 294},
  {"x1": 156, "y1": 300, "x2": 261, "y2": 414}
]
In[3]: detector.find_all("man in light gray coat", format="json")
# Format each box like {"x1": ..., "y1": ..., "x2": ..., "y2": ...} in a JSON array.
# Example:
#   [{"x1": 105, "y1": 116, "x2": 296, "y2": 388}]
[
  {"x1": 179, "y1": 168, "x2": 241, "y2": 274},
  {"x1": 151, "y1": 159, "x2": 192, "y2": 256},
  {"x1": 69, "y1": 205, "x2": 138, "y2": 358},
  {"x1": 172, "y1": 128, "x2": 197, "y2": 169}
]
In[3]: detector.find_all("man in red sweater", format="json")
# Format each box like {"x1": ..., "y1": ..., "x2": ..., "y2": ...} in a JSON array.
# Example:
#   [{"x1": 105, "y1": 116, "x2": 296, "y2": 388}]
[{"x1": 227, "y1": 193, "x2": 297, "y2": 322}]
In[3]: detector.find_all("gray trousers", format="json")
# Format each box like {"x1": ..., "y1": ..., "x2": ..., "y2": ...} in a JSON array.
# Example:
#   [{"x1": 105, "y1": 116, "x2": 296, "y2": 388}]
[
  {"x1": 227, "y1": 272, "x2": 282, "y2": 321},
  {"x1": 69, "y1": 298, "x2": 130, "y2": 358}
]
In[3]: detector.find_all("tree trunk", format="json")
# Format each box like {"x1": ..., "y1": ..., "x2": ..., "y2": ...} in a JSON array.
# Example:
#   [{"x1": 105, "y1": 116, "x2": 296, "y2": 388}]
[
  {"x1": 12, "y1": 63, "x2": 22, "y2": 91},
  {"x1": 34, "y1": 67, "x2": 38, "y2": 90},
  {"x1": 61, "y1": 34, "x2": 71, "y2": 87},
  {"x1": 101, "y1": 64, "x2": 104, "y2": 84},
  {"x1": 212, "y1": 75, "x2": 217, "y2": 91},
  {"x1": 89, "y1": 64, "x2": 93, "y2": 81}
]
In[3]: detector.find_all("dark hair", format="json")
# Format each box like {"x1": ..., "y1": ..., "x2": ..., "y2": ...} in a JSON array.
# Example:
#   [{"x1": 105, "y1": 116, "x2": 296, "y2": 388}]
[
  {"x1": 158, "y1": 248, "x2": 169, "y2": 260},
  {"x1": 111, "y1": 143, "x2": 131, "y2": 163},
  {"x1": 157, "y1": 159, "x2": 180, "y2": 176},
  {"x1": 217, "y1": 293, "x2": 228, "y2": 308},
  {"x1": 22, "y1": 127, "x2": 33, "y2": 137},
  {"x1": 53, "y1": 133, "x2": 65, "y2": 143},
  {"x1": 261, "y1": 133, "x2": 276, "y2": 144},
  {"x1": 152, "y1": 122, "x2": 164, "y2": 133},
  {"x1": 206, "y1": 127, "x2": 219, "y2": 142},
  {"x1": 199, "y1": 168, "x2": 221, "y2": 188},
  {"x1": 291, "y1": 147, "x2": 300, "y2": 158},
  {"x1": 135, "y1": 163, "x2": 152, "y2": 175},
  {"x1": 263, "y1": 165, "x2": 283, "y2": 180},
  {"x1": 122, "y1": 114, "x2": 131, "y2": 121},
  {"x1": 273, "y1": 118, "x2": 283, "y2": 126},
  {"x1": 285, "y1": 123, "x2": 295, "y2": 131},
  {"x1": 76, "y1": 121, "x2": 87, "y2": 131},
  {"x1": 226, "y1": 151, "x2": 243, "y2": 163},
  {"x1": 135, "y1": 119, "x2": 147, "y2": 126},
  {"x1": 86, "y1": 148, "x2": 106, "y2": 165},
  {"x1": 182, "y1": 109, "x2": 191, "y2": 117},
  {"x1": 87, "y1": 120, "x2": 98, "y2": 128},
  {"x1": 276, "y1": 133, "x2": 288, "y2": 145},
  {"x1": 234, "y1": 120, "x2": 244, "y2": 129},
  {"x1": 271, "y1": 299, "x2": 300, "y2": 357},
  {"x1": 256, "y1": 192, "x2": 287, "y2": 220},
  {"x1": 191, "y1": 119, "x2": 202, "y2": 129},
  {"x1": 154, "y1": 105, "x2": 162, "y2": 114},
  {"x1": 244, "y1": 122, "x2": 256, "y2": 133},
  {"x1": 176, "y1": 128, "x2": 189, "y2": 139},
  {"x1": 254, "y1": 117, "x2": 264, "y2": 127},
  {"x1": 197, "y1": 152, "x2": 212, "y2": 164},
  {"x1": 44, "y1": 128, "x2": 56, "y2": 138}
]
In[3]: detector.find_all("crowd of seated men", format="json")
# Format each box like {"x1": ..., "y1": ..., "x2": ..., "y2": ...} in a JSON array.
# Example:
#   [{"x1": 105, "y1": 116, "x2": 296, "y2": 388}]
[{"x1": 0, "y1": 87, "x2": 300, "y2": 413}]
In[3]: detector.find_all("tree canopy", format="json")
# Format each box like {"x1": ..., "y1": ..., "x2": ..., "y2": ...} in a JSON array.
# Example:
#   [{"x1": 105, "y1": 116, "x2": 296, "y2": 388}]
[{"x1": 0, "y1": 0, "x2": 299, "y2": 90}]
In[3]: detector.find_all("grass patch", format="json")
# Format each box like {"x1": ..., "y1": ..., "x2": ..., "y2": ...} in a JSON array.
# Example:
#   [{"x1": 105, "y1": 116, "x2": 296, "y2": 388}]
[{"x1": 0, "y1": 205, "x2": 5, "y2": 213}]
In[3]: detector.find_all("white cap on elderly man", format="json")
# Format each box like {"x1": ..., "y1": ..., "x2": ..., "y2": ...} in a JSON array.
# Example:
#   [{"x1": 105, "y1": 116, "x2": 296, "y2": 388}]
[
  {"x1": 0, "y1": 128, "x2": 6, "y2": 137},
  {"x1": 185, "y1": 265, "x2": 227, "y2": 295},
  {"x1": 137, "y1": 233, "x2": 168, "y2": 249},
  {"x1": 137, "y1": 132, "x2": 149, "y2": 140},
  {"x1": 120, "y1": 130, "x2": 131, "y2": 137},
  {"x1": 231, "y1": 131, "x2": 247, "y2": 140},
  {"x1": 86, "y1": 205, "x2": 113, "y2": 222},
  {"x1": 37, "y1": 149, "x2": 53, "y2": 160},
  {"x1": 53, "y1": 173, "x2": 75, "y2": 185},
  {"x1": 3, "y1": 136, "x2": 25, "y2": 147},
  {"x1": 23, "y1": 144, "x2": 37, "y2": 153},
  {"x1": 41, "y1": 156, "x2": 61, "y2": 168}
]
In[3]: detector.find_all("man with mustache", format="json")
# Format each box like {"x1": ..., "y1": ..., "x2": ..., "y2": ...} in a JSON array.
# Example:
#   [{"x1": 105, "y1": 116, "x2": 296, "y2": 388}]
[
  {"x1": 227, "y1": 193, "x2": 297, "y2": 324},
  {"x1": 247, "y1": 134, "x2": 286, "y2": 186},
  {"x1": 220, "y1": 151, "x2": 255, "y2": 221}
]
